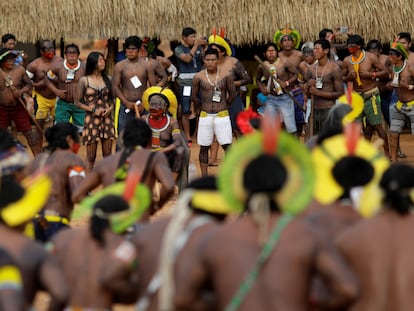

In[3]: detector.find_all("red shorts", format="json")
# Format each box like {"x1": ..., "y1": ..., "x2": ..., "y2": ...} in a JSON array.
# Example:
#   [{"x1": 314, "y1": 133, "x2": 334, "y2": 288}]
[{"x1": 0, "y1": 104, "x2": 32, "y2": 132}]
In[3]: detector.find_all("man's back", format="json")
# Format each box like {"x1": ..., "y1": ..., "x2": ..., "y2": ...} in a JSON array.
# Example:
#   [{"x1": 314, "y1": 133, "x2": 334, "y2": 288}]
[{"x1": 336, "y1": 211, "x2": 414, "y2": 311}]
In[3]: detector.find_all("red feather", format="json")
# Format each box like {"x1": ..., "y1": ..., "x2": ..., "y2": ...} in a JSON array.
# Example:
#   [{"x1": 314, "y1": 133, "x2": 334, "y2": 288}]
[
  {"x1": 344, "y1": 122, "x2": 361, "y2": 155},
  {"x1": 212, "y1": 27, "x2": 217, "y2": 38},
  {"x1": 220, "y1": 27, "x2": 225, "y2": 38},
  {"x1": 261, "y1": 113, "x2": 281, "y2": 155},
  {"x1": 123, "y1": 169, "x2": 141, "y2": 201}
]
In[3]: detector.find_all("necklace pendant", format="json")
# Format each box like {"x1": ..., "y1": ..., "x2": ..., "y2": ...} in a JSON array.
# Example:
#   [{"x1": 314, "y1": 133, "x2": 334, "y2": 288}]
[
  {"x1": 5, "y1": 76, "x2": 13, "y2": 87},
  {"x1": 316, "y1": 77, "x2": 323, "y2": 89}
]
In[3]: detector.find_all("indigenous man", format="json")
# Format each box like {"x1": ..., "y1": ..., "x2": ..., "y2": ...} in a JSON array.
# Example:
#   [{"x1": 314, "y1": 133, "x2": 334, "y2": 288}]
[
  {"x1": 141, "y1": 86, "x2": 185, "y2": 181},
  {"x1": 305, "y1": 39, "x2": 344, "y2": 134},
  {"x1": 174, "y1": 27, "x2": 207, "y2": 146},
  {"x1": 0, "y1": 174, "x2": 68, "y2": 310},
  {"x1": 113, "y1": 36, "x2": 163, "y2": 146},
  {"x1": 275, "y1": 28, "x2": 306, "y2": 135},
  {"x1": 25, "y1": 122, "x2": 86, "y2": 242},
  {"x1": 342, "y1": 34, "x2": 390, "y2": 157},
  {"x1": 0, "y1": 48, "x2": 41, "y2": 155},
  {"x1": 208, "y1": 31, "x2": 251, "y2": 166},
  {"x1": 175, "y1": 115, "x2": 357, "y2": 310},
  {"x1": 256, "y1": 43, "x2": 298, "y2": 134},
  {"x1": 133, "y1": 176, "x2": 236, "y2": 311},
  {"x1": 71, "y1": 119, "x2": 175, "y2": 218},
  {"x1": 45, "y1": 43, "x2": 85, "y2": 132},
  {"x1": 386, "y1": 43, "x2": 414, "y2": 163},
  {"x1": 26, "y1": 40, "x2": 62, "y2": 135},
  {"x1": 336, "y1": 163, "x2": 414, "y2": 310},
  {"x1": 191, "y1": 47, "x2": 236, "y2": 176},
  {"x1": 51, "y1": 194, "x2": 142, "y2": 310}
]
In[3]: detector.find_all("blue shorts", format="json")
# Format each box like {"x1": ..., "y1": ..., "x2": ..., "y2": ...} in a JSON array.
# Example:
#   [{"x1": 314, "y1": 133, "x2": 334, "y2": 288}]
[
  {"x1": 178, "y1": 86, "x2": 192, "y2": 115},
  {"x1": 264, "y1": 94, "x2": 297, "y2": 133}
]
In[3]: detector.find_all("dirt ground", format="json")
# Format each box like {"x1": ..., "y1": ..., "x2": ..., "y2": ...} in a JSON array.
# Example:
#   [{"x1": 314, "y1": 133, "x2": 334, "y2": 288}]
[{"x1": 24, "y1": 129, "x2": 414, "y2": 310}]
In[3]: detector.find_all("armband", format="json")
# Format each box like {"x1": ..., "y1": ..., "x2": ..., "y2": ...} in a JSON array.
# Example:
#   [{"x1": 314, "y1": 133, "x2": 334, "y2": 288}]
[
  {"x1": 409, "y1": 85, "x2": 414, "y2": 91},
  {"x1": 46, "y1": 70, "x2": 56, "y2": 80}
]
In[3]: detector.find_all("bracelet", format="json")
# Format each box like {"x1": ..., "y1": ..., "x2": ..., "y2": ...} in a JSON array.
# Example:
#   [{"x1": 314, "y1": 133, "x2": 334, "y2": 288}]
[
  {"x1": 189, "y1": 51, "x2": 194, "y2": 58},
  {"x1": 22, "y1": 93, "x2": 28, "y2": 99},
  {"x1": 285, "y1": 81, "x2": 290, "y2": 87},
  {"x1": 91, "y1": 107, "x2": 96, "y2": 114},
  {"x1": 409, "y1": 85, "x2": 414, "y2": 91},
  {"x1": 372, "y1": 72, "x2": 376, "y2": 80}
]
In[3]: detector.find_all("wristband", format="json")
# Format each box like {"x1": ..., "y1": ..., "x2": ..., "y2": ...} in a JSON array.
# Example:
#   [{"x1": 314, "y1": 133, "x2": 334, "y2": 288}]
[
  {"x1": 22, "y1": 93, "x2": 28, "y2": 99},
  {"x1": 372, "y1": 72, "x2": 376, "y2": 79},
  {"x1": 91, "y1": 107, "x2": 96, "y2": 114},
  {"x1": 189, "y1": 51, "x2": 194, "y2": 58},
  {"x1": 285, "y1": 81, "x2": 290, "y2": 87},
  {"x1": 135, "y1": 100, "x2": 142, "y2": 106},
  {"x1": 409, "y1": 85, "x2": 414, "y2": 91}
]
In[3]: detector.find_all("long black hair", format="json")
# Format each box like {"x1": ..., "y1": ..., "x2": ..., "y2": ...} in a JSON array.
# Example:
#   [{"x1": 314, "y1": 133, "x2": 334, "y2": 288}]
[
  {"x1": 44, "y1": 122, "x2": 79, "y2": 152},
  {"x1": 85, "y1": 51, "x2": 114, "y2": 102}
]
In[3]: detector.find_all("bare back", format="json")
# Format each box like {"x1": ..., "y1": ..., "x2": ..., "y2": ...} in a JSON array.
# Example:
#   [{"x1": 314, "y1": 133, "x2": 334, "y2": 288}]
[{"x1": 336, "y1": 211, "x2": 414, "y2": 311}]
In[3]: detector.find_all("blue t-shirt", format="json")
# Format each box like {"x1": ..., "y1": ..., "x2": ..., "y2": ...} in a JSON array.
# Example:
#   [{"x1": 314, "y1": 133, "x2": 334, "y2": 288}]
[{"x1": 174, "y1": 45, "x2": 203, "y2": 86}]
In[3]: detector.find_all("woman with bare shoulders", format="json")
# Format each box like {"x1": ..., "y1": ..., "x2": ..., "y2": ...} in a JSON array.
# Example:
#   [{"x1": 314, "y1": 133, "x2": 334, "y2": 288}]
[{"x1": 76, "y1": 52, "x2": 116, "y2": 171}]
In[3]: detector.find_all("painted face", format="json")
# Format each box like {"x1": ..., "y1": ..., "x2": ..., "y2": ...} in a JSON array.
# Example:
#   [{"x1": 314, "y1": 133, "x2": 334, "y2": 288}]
[
  {"x1": 41, "y1": 43, "x2": 55, "y2": 59},
  {"x1": 388, "y1": 50, "x2": 402, "y2": 64},
  {"x1": 265, "y1": 46, "x2": 278, "y2": 62},
  {"x1": 65, "y1": 48, "x2": 79, "y2": 64},
  {"x1": 2, "y1": 56, "x2": 15, "y2": 69},
  {"x1": 281, "y1": 36, "x2": 293, "y2": 50},
  {"x1": 347, "y1": 44, "x2": 359, "y2": 54},
  {"x1": 149, "y1": 98, "x2": 166, "y2": 118}
]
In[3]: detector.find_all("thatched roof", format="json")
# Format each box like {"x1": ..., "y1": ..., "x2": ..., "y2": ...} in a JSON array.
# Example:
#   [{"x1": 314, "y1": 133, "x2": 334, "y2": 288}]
[{"x1": 1, "y1": 0, "x2": 414, "y2": 44}]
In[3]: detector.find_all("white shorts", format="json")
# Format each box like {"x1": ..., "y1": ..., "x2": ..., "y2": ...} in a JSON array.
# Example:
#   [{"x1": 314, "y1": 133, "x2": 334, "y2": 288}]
[{"x1": 197, "y1": 111, "x2": 233, "y2": 146}]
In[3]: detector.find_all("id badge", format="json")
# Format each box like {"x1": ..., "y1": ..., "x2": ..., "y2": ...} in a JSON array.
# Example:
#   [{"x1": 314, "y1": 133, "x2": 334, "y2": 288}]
[
  {"x1": 66, "y1": 70, "x2": 75, "y2": 81},
  {"x1": 212, "y1": 89, "x2": 222, "y2": 103},
  {"x1": 183, "y1": 86, "x2": 191, "y2": 97},
  {"x1": 130, "y1": 75, "x2": 142, "y2": 88},
  {"x1": 152, "y1": 131, "x2": 160, "y2": 148},
  {"x1": 391, "y1": 73, "x2": 399, "y2": 87},
  {"x1": 316, "y1": 77, "x2": 323, "y2": 89}
]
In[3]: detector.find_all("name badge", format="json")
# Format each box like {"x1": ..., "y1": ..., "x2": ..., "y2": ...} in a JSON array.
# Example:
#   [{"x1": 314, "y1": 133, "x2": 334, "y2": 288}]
[
  {"x1": 130, "y1": 75, "x2": 142, "y2": 88},
  {"x1": 212, "y1": 89, "x2": 222, "y2": 103},
  {"x1": 66, "y1": 69, "x2": 75, "y2": 81},
  {"x1": 316, "y1": 77, "x2": 323, "y2": 89},
  {"x1": 183, "y1": 86, "x2": 191, "y2": 97}
]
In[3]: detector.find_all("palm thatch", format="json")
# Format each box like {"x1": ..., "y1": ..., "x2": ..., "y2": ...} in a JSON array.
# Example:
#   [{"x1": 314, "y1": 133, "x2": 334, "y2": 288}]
[{"x1": 1, "y1": 0, "x2": 413, "y2": 44}]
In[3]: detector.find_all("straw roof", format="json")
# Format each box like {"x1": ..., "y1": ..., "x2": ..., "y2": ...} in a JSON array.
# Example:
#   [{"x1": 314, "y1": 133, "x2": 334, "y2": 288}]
[{"x1": 1, "y1": 0, "x2": 413, "y2": 44}]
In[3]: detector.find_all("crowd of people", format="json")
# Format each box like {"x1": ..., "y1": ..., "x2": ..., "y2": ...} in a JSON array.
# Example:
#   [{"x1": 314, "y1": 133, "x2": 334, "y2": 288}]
[{"x1": 1, "y1": 25, "x2": 414, "y2": 310}]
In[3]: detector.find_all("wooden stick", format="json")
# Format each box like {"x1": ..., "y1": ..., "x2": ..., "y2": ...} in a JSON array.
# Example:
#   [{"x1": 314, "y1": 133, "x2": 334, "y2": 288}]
[
  {"x1": 18, "y1": 96, "x2": 43, "y2": 134},
  {"x1": 254, "y1": 55, "x2": 305, "y2": 113}
]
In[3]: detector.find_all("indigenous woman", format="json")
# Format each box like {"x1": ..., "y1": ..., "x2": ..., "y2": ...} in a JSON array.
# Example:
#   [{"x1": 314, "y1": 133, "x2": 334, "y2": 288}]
[{"x1": 76, "y1": 52, "x2": 115, "y2": 171}]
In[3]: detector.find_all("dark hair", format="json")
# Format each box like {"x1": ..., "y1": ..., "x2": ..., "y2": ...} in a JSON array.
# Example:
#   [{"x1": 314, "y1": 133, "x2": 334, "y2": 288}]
[
  {"x1": 1, "y1": 33, "x2": 16, "y2": 45},
  {"x1": 263, "y1": 42, "x2": 278, "y2": 53},
  {"x1": 39, "y1": 40, "x2": 54, "y2": 50},
  {"x1": 314, "y1": 39, "x2": 331, "y2": 58},
  {"x1": 319, "y1": 28, "x2": 333, "y2": 40},
  {"x1": 210, "y1": 43, "x2": 226, "y2": 54},
  {"x1": 0, "y1": 128, "x2": 16, "y2": 152},
  {"x1": 347, "y1": 35, "x2": 365, "y2": 49},
  {"x1": 0, "y1": 175, "x2": 24, "y2": 210},
  {"x1": 204, "y1": 47, "x2": 219, "y2": 58},
  {"x1": 64, "y1": 43, "x2": 80, "y2": 55},
  {"x1": 125, "y1": 36, "x2": 142, "y2": 49},
  {"x1": 332, "y1": 156, "x2": 374, "y2": 198},
  {"x1": 44, "y1": 122, "x2": 79, "y2": 152},
  {"x1": 85, "y1": 51, "x2": 113, "y2": 101},
  {"x1": 398, "y1": 32, "x2": 411, "y2": 43},
  {"x1": 182, "y1": 27, "x2": 196, "y2": 37},
  {"x1": 90, "y1": 195, "x2": 130, "y2": 245},
  {"x1": 316, "y1": 104, "x2": 352, "y2": 144},
  {"x1": 380, "y1": 164, "x2": 414, "y2": 215},
  {"x1": 243, "y1": 154, "x2": 287, "y2": 211},
  {"x1": 366, "y1": 39, "x2": 382, "y2": 52},
  {"x1": 122, "y1": 119, "x2": 152, "y2": 148}
]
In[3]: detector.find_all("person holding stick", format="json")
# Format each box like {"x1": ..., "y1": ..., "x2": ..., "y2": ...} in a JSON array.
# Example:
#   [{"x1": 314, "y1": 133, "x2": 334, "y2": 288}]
[
  {"x1": 255, "y1": 43, "x2": 299, "y2": 135},
  {"x1": 0, "y1": 48, "x2": 42, "y2": 156}
]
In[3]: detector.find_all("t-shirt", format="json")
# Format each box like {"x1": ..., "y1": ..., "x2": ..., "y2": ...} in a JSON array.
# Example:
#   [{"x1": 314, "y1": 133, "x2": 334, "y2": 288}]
[{"x1": 174, "y1": 45, "x2": 203, "y2": 86}]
